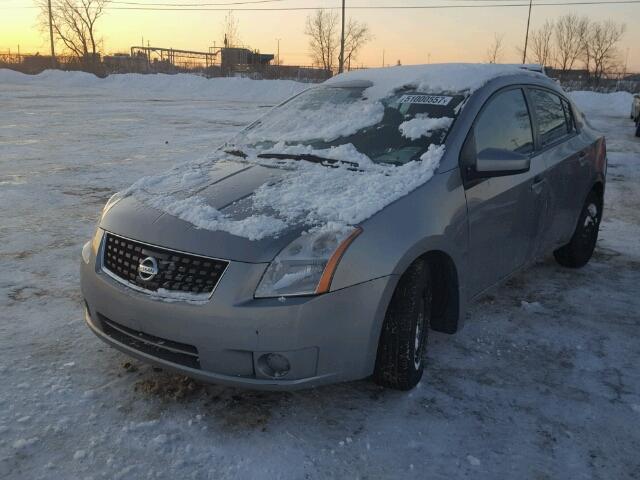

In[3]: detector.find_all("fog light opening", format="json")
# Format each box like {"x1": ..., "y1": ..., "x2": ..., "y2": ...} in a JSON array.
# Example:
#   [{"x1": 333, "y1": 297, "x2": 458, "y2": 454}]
[{"x1": 257, "y1": 353, "x2": 291, "y2": 379}]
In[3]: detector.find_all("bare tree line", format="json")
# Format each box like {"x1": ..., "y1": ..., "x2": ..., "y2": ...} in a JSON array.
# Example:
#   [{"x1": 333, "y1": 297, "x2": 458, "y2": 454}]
[
  {"x1": 37, "y1": 0, "x2": 108, "y2": 70},
  {"x1": 486, "y1": 33, "x2": 505, "y2": 64},
  {"x1": 304, "y1": 9, "x2": 372, "y2": 72},
  {"x1": 526, "y1": 14, "x2": 626, "y2": 84}
]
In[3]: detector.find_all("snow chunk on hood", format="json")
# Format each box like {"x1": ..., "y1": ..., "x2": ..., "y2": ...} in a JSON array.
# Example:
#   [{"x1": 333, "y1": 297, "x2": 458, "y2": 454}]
[
  {"x1": 145, "y1": 194, "x2": 287, "y2": 241},
  {"x1": 250, "y1": 144, "x2": 444, "y2": 228}
]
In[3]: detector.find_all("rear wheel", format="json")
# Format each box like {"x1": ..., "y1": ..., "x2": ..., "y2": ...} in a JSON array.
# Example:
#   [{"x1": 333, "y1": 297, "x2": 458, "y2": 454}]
[
  {"x1": 553, "y1": 190, "x2": 602, "y2": 268},
  {"x1": 635, "y1": 118, "x2": 640, "y2": 137},
  {"x1": 373, "y1": 259, "x2": 432, "y2": 390}
]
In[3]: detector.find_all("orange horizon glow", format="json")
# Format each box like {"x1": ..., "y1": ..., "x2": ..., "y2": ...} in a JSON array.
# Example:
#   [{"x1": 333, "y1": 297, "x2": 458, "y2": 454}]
[{"x1": 1, "y1": 0, "x2": 639, "y2": 71}]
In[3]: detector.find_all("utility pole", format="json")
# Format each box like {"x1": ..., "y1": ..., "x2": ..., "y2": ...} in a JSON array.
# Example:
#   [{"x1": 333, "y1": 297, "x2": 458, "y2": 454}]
[
  {"x1": 522, "y1": 0, "x2": 532, "y2": 64},
  {"x1": 276, "y1": 38, "x2": 281, "y2": 66},
  {"x1": 47, "y1": 0, "x2": 56, "y2": 68},
  {"x1": 382, "y1": 49, "x2": 385, "y2": 67},
  {"x1": 339, "y1": 0, "x2": 345, "y2": 73}
]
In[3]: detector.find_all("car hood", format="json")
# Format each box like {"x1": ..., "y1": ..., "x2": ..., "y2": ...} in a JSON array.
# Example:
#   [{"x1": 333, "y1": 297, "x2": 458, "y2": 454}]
[{"x1": 99, "y1": 160, "x2": 304, "y2": 263}]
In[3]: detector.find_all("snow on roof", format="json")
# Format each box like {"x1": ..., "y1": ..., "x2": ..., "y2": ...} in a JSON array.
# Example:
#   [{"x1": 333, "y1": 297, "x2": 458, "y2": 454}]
[{"x1": 325, "y1": 63, "x2": 540, "y2": 100}]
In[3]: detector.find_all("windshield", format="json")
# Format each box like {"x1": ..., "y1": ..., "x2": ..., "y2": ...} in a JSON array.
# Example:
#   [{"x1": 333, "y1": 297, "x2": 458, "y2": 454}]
[{"x1": 229, "y1": 86, "x2": 466, "y2": 165}]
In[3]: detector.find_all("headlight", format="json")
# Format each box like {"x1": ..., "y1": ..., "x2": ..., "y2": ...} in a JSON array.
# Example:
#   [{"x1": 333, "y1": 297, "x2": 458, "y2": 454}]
[
  {"x1": 81, "y1": 229, "x2": 103, "y2": 265},
  {"x1": 255, "y1": 226, "x2": 362, "y2": 298}
]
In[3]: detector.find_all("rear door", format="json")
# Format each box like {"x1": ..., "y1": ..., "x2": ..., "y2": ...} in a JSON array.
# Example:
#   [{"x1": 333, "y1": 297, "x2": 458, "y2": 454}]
[
  {"x1": 527, "y1": 88, "x2": 592, "y2": 249},
  {"x1": 463, "y1": 87, "x2": 549, "y2": 296}
]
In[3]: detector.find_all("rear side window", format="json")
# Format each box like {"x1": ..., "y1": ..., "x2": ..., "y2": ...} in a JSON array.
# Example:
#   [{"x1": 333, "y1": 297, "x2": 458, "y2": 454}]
[
  {"x1": 474, "y1": 89, "x2": 534, "y2": 155},
  {"x1": 530, "y1": 89, "x2": 571, "y2": 146}
]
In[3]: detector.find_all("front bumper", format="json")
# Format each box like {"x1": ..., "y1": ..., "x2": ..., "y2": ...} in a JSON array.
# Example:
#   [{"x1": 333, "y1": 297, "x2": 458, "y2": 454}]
[{"x1": 81, "y1": 241, "x2": 397, "y2": 391}]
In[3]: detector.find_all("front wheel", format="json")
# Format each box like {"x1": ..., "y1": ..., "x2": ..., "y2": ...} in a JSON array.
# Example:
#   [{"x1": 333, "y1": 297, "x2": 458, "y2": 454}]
[
  {"x1": 373, "y1": 259, "x2": 432, "y2": 390},
  {"x1": 553, "y1": 190, "x2": 602, "y2": 268}
]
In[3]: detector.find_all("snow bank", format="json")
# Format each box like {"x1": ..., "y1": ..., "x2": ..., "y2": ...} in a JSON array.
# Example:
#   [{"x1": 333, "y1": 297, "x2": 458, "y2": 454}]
[
  {"x1": 0, "y1": 69, "x2": 308, "y2": 102},
  {"x1": 325, "y1": 63, "x2": 540, "y2": 99},
  {"x1": 569, "y1": 90, "x2": 633, "y2": 118}
]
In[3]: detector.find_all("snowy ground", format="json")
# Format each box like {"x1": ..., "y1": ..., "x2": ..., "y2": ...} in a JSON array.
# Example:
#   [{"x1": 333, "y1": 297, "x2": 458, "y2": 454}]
[{"x1": 1, "y1": 71, "x2": 640, "y2": 479}]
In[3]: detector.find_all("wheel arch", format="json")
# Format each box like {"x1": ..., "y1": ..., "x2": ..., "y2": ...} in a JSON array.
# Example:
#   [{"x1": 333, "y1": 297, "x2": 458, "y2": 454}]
[
  {"x1": 389, "y1": 247, "x2": 463, "y2": 335},
  {"x1": 419, "y1": 250, "x2": 461, "y2": 334}
]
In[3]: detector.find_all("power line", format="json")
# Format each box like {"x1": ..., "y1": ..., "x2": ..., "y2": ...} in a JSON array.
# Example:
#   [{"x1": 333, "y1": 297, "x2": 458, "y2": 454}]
[
  {"x1": 108, "y1": 0, "x2": 285, "y2": 5},
  {"x1": 4, "y1": 0, "x2": 640, "y2": 9},
  {"x1": 78, "y1": 1, "x2": 640, "y2": 9}
]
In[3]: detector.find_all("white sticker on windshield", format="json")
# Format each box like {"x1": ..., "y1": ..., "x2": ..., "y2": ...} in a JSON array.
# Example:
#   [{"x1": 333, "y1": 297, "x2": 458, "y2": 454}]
[{"x1": 399, "y1": 94, "x2": 453, "y2": 106}]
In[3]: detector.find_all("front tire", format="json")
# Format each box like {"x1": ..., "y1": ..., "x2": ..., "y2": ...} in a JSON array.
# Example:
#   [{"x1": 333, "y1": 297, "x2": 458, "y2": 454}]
[
  {"x1": 373, "y1": 260, "x2": 432, "y2": 390},
  {"x1": 553, "y1": 190, "x2": 602, "y2": 268}
]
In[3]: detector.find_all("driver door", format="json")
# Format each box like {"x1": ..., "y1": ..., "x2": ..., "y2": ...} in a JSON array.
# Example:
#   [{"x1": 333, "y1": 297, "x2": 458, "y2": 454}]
[{"x1": 462, "y1": 87, "x2": 549, "y2": 296}]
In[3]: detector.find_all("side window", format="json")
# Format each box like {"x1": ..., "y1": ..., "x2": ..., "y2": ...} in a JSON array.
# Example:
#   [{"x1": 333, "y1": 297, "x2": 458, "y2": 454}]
[
  {"x1": 530, "y1": 89, "x2": 570, "y2": 146},
  {"x1": 474, "y1": 89, "x2": 534, "y2": 156}
]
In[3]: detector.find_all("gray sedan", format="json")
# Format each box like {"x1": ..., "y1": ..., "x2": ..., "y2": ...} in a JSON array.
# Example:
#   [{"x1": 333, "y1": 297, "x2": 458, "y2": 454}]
[{"x1": 81, "y1": 65, "x2": 606, "y2": 390}]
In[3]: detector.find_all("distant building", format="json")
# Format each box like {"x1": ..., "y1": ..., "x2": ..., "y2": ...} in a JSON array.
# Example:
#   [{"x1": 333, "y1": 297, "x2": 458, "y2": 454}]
[{"x1": 220, "y1": 47, "x2": 274, "y2": 75}]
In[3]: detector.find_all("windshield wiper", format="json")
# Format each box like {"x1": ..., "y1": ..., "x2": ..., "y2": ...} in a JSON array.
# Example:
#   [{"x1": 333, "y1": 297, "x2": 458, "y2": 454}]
[
  {"x1": 256, "y1": 153, "x2": 359, "y2": 169},
  {"x1": 224, "y1": 149, "x2": 247, "y2": 159}
]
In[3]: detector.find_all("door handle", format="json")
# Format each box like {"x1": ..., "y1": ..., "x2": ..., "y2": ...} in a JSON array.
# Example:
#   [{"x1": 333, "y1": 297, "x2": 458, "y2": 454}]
[
  {"x1": 578, "y1": 150, "x2": 587, "y2": 158},
  {"x1": 531, "y1": 175, "x2": 544, "y2": 194}
]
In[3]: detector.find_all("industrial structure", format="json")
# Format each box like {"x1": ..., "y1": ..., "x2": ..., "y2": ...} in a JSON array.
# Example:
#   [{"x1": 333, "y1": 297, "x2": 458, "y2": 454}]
[{"x1": 125, "y1": 45, "x2": 274, "y2": 76}]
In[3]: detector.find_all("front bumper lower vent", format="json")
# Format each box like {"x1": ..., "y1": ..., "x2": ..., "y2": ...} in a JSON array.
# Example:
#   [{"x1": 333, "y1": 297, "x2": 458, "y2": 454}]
[{"x1": 98, "y1": 313, "x2": 200, "y2": 370}]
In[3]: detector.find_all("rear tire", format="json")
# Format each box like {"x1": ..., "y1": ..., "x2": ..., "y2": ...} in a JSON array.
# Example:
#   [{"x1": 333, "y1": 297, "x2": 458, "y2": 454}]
[
  {"x1": 373, "y1": 260, "x2": 432, "y2": 390},
  {"x1": 553, "y1": 190, "x2": 602, "y2": 268}
]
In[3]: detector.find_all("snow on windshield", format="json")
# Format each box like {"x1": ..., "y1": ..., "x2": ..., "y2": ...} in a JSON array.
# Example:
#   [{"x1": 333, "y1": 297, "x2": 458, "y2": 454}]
[
  {"x1": 399, "y1": 114, "x2": 454, "y2": 140},
  {"x1": 240, "y1": 87, "x2": 385, "y2": 143}
]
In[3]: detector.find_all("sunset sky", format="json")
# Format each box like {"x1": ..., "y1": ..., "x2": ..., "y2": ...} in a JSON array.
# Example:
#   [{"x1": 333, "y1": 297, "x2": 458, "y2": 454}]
[{"x1": 1, "y1": 0, "x2": 639, "y2": 70}]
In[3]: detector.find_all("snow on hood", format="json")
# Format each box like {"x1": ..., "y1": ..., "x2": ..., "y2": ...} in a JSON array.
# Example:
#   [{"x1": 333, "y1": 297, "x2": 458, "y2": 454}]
[
  {"x1": 118, "y1": 64, "x2": 531, "y2": 241},
  {"x1": 123, "y1": 144, "x2": 444, "y2": 241}
]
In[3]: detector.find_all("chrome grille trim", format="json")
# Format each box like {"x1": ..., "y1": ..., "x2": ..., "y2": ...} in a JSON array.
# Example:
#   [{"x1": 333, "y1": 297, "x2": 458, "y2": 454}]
[{"x1": 100, "y1": 231, "x2": 229, "y2": 301}]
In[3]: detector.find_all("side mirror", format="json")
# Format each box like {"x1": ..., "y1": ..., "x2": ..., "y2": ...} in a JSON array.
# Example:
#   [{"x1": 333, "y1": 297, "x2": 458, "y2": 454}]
[{"x1": 474, "y1": 148, "x2": 531, "y2": 178}]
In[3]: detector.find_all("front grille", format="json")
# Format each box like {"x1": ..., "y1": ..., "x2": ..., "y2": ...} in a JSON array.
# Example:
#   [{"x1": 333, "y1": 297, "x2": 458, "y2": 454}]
[
  {"x1": 102, "y1": 233, "x2": 228, "y2": 296},
  {"x1": 98, "y1": 313, "x2": 200, "y2": 369}
]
